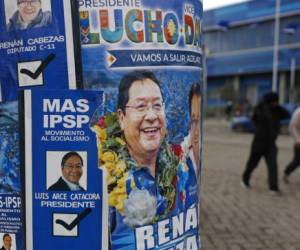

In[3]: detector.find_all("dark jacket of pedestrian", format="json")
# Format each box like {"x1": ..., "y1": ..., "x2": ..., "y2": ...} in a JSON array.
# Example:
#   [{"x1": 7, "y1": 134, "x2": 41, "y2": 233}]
[
  {"x1": 251, "y1": 95, "x2": 290, "y2": 151},
  {"x1": 242, "y1": 92, "x2": 290, "y2": 192}
]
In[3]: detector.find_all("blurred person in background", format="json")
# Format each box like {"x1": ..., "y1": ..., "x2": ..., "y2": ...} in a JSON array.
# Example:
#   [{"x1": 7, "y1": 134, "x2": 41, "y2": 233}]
[
  {"x1": 241, "y1": 92, "x2": 290, "y2": 194},
  {"x1": 283, "y1": 106, "x2": 300, "y2": 183},
  {"x1": 225, "y1": 101, "x2": 233, "y2": 121}
]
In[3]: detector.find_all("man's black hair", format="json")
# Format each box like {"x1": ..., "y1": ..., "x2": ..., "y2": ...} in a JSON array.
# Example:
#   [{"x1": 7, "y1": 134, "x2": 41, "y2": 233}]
[
  {"x1": 61, "y1": 152, "x2": 83, "y2": 168},
  {"x1": 117, "y1": 70, "x2": 161, "y2": 112},
  {"x1": 3, "y1": 234, "x2": 10, "y2": 241},
  {"x1": 189, "y1": 83, "x2": 202, "y2": 113},
  {"x1": 263, "y1": 92, "x2": 279, "y2": 104}
]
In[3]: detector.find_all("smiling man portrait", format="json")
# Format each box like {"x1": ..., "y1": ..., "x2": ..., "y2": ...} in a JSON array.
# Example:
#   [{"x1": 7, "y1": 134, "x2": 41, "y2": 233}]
[
  {"x1": 117, "y1": 71, "x2": 166, "y2": 177},
  {"x1": 48, "y1": 151, "x2": 85, "y2": 191},
  {"x1": 92, "y1": 70, "x2": 201, "y2": 249},
  {"x1": 1, "y1": 234, "x2": 12, "y2": 250},
  {"x1": 7, "y1": 0, "x2": 51, "y2": 31}
]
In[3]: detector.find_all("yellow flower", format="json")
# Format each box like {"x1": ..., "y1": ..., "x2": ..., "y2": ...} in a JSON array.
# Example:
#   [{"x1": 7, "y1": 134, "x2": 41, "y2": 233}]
[
  {"x1": 116, "y1": 160, "x2": 126, "y2": 170},
  {"x1": 112, "y1": 186, "x2": 124, "y2": 195},
  {"x1": 99, "y1": 129, "x2": 107, "y2": 141},
  {"x1": 104, "y1": 162, "x2": 115, "y2": 172},
  {"x1": 113, "y1": 168, "x2": 123, "y2": 177},
  {"x1": 93, "y1": 126, "x2": 107, "y2": 141},
  {"x1": 109, "y1": 187, "x2": 127, "y2": 212},
  {"x1": 107, "y1": 173, "x2": 116, "y2": 185},
  {"x1": 97, "y1": 143, "x2": 103, "y2": 165},
  {"x1": 117, "y1": 174, "x2": 127, "y2": 189},
  {"x1": 102, "y1": 151, "x2": 117, "y2": 163},
  {"x1": 113, "y1": 161, "x2": 126, "y2": 176},
  {"x1": 115, "y1": 137, "x2": 126, "y2": 146},
  {"x1": 108, "y1": 193, "x2": 119, "y2": 207},
  {"x1": 97, "y1": 140, "x2": 103, "y2": 152},
  {"x1": 109, "y1": 183, "x2": 128, "y2": 214}
]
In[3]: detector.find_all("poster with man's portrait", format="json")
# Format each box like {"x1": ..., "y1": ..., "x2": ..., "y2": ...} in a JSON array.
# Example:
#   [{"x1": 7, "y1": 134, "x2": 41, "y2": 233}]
[
  {"x1": 0, "y1": 233, "x2": 17, "y2": 250},
  {"x1": 21, "y1": 89, "x2": 107, "y2": 250},
  {"x1": 46, "y1": 151, "x2": 87, "y2": 191},
  {"x1": 4, "y1": 0, "x2": 52, "y2": 31},
  {"x1": 79, "y1": 0, "x2": 204, "y2": 249}
]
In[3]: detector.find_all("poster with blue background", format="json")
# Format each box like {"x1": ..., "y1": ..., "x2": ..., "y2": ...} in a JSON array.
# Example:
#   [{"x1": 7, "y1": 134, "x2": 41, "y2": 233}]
[
  {"x1": 79, "y1": 0, "x2": 203, "y2": 249},
  {"x1": 0, "y1": 1, "x2": 80, "y2": 249},
  {"x1": 0, "y1": 0, "x2": 80, "y2": 102},
  {"x1": 22, "y1": 89, "x2": 107, "y2": 250},
  {"x1": 0, "y1": 101, "x2": 21, "y2": 250}
]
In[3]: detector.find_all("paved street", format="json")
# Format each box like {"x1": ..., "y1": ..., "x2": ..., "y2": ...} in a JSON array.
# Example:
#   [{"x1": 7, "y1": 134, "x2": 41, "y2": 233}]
[{"x1": 200, "y1": 119, "x2": 300, "y2": 250}]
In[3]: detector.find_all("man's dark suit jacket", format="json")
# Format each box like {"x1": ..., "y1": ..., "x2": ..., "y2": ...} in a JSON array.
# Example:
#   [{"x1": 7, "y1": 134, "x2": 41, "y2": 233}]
[
  {"x1": 48, "y1": 177, "x2": 85, "y2": 191},
  {"x1": 1, "y1": 246, "x2": 8, "y2": 250}
]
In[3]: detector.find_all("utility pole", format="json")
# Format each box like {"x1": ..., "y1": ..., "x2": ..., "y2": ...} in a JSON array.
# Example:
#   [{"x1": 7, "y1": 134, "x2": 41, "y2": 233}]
[{"x1": 272, "y1": 0, "x2": 281, "y2": 92}]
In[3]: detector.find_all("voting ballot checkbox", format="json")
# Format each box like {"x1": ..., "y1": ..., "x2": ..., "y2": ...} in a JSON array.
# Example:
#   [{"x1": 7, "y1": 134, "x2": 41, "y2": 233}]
[
  {"x1": 53, "y1": 213, "x2": 78, "y2": 237},
  {"x1": 17, "y1": 61, "x2": 44, "y2": 87}
]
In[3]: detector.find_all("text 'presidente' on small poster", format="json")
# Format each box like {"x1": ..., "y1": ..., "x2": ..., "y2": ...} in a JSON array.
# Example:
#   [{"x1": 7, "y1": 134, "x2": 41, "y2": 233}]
[{"x1": 20, "y1": 89, "x2": 107, "y2": 250}]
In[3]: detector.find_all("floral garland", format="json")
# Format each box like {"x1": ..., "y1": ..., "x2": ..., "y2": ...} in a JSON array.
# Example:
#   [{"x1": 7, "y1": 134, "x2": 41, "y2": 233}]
[{"x1": 91, "y1": 112, "x2": 179, "y2": 219}]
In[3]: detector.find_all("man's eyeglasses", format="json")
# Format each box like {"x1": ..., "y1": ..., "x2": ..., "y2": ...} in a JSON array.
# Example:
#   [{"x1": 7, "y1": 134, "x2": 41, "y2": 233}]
[
  {"x1": 125, "y1": 101, "x2": 164, "y2": 116},
  {"x1": 63, "y1": 164, "x2": 83, "y2": 170},
  {"x1": 18, "y1": 0, "x2": 40, "y2": 7}
]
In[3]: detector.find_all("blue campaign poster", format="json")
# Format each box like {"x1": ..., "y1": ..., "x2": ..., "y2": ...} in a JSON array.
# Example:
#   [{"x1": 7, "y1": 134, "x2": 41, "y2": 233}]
[
  {"x1": 79, "y1": 0, "x2": 203, "y2": 143},
  {"x1": 22, "y1": 89, "x2": 107, "y2": 250},
  {"x1": 0, "y1": 1, "x2": 80, "y2": 249},
  {"x1": 0, "y1": 0, "x2": 80, "y2": 102},
  {"x1": 0, "y1": 101, "x2": 22, "y2": 250},
  {"x1": 79, "y1": 0, "x2": 203, "y2": 249}
]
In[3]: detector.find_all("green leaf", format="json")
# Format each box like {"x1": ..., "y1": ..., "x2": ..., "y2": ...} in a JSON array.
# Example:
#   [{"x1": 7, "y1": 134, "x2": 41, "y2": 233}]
[
  {"x1": 105, "y1": 113, "x2": 118, "y2": 127},
  {"x1": 103, "y1": 138, "x2": 121, "y2": 151}
]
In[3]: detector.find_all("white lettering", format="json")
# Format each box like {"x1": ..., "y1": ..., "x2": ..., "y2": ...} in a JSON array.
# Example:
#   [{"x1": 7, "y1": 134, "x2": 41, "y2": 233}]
[
  {"x1": 48, "y1": 115, "x2": 62, "y2": 128},
  {"x1": 43, "y1": 99, "x2": 89, "y2": 113},
  {"x1": 43, "y1": 99, "x2": 60, "y2": 112},
  {"x1": 76, "y1": 99, "x2": 89, "y2": 112},
  {"x1": 176, "y1": 241, "x2": 185, "y2": 250},
  {"x1": 172, "y1": 212, "x2": 184, "y2": 238},
  {"x1": 136, "y1": 226, "x2": 155, "y2": 250},
  {"x1": 43, "y1": 115, "x2": 89, "y2": 128},
  {"x1": 158, "y1": 219, "x2": 170, "y2": 245},
  {"x1": 185, "y1": 207, "x2": 197, "y2": 231},
  {"x1": 61, "y1": 99, "x2": 76, "y2": 112},
  {"x1": 186, "y1": 235, "x2": 198, "y2": 250}
]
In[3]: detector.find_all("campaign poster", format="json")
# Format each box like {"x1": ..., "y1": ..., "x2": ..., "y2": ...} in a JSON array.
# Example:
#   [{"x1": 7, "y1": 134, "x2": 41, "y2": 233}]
[
  {"x1": 21, "y1": 89, "x2": 107, "y2": 250},
  {"x1": 0, "y1": 1, "x2": 81, "y2": 249},
  {"x1": 0, "y1": 101, "x2": 21, "y2": 250},
  {"x1": 0, "y1": 0, "x2": 81, "y2": 102},
  {"x1": 79, "y1": 0, "x2": 203, "y2": 249}
]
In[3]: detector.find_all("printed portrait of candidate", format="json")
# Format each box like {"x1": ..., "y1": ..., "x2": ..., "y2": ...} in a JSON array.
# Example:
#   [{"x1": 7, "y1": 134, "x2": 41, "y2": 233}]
[
  {"x1": 181, "y1": 83, "x2": 202, "y2": 170},
  {"x1": 117, "y1": 71, "x2": 167, "y2": 176},
  {"x1": 48, "y1": 151, "x2": 86, "y2": 191},
  {"x1": 92, "y1": 70, "x2": 188, "y2": 249},
  {"x1": 0, "y1": 233, "x2": 12, "y2": 250},
  {"x1": 6, "y1": 0, "x2": 52, "y2": 32},
  {"x1": 179, "y1": 83, "x2": 202, "y2": 208}
]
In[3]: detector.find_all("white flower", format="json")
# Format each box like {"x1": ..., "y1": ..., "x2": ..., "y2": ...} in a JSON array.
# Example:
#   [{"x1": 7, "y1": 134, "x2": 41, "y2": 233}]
[{"x1": 123, "y1": 188, "x2": 157, "y2": 227}]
